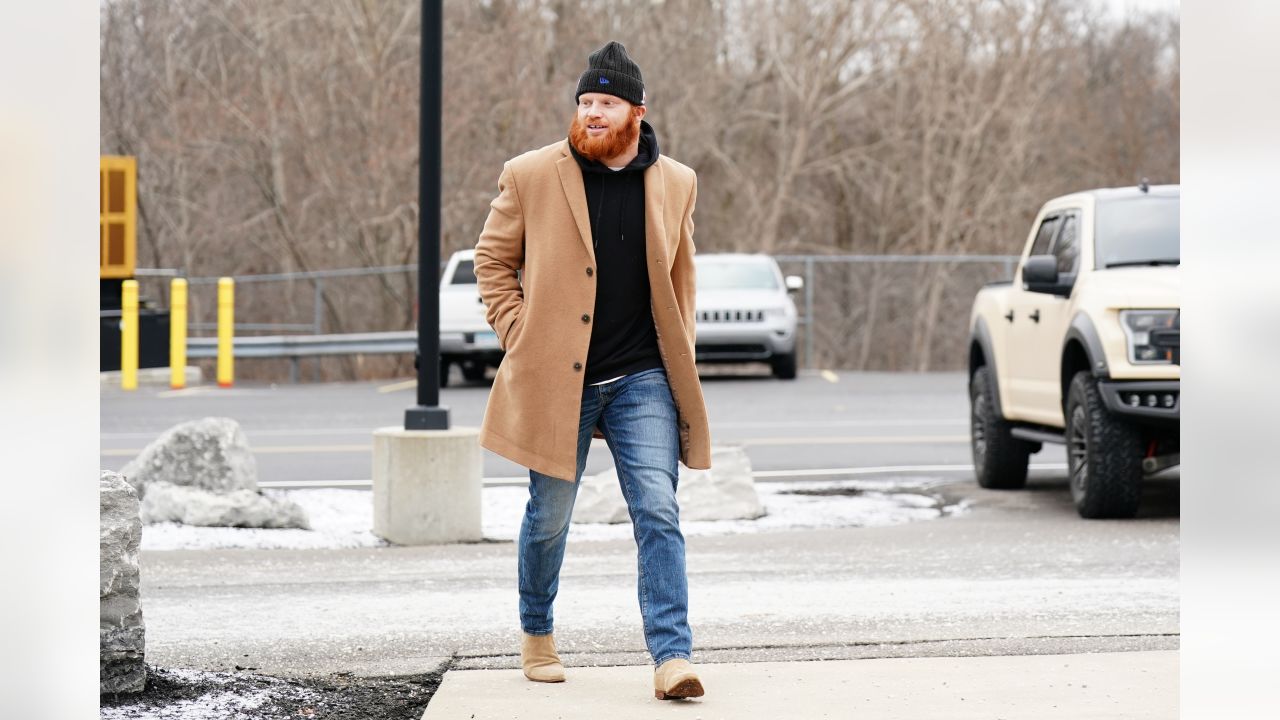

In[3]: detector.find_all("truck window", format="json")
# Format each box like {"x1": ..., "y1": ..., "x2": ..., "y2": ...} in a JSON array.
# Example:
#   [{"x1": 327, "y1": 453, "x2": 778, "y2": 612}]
[
  {"x1": 1053, "y1": 212, "x2": 1081, "y2": 274},
  {"x1": 1030, "y1": 216, "x2": 1060, "y2": 256},
  {"x1": 449, "y1": 260, "x2": 477, "y2": 285},
  {"x1": 1095, "y1": 196, "x2": 1180, "y2": 268}
]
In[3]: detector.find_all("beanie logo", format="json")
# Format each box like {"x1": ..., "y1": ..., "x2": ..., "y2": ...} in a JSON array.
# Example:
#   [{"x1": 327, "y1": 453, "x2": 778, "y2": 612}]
[{"x1": 598, "y1": 76, "x2": 609, "y2": 84}]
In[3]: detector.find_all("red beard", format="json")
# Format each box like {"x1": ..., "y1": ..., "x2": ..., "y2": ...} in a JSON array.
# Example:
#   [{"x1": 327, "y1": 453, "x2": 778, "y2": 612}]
[{"x1": 568, "y1": 110, "x2": 641, "y2": 163}]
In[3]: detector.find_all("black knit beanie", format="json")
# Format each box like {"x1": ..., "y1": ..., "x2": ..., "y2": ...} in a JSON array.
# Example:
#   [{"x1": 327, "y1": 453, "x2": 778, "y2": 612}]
[{"x1": 575, "y1": 41, "x2": 645, "y2": 106}]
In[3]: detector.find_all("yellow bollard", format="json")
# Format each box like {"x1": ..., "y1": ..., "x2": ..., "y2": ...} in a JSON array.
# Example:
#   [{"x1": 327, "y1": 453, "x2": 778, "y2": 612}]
[
  {"x1": 121, "y1": 280, "x2": 139, "y2": 390},
  {"x1": 170, "y1": 278, "x2": 188, "y2": 389},
  {"x1": 217, "y1": 277, "x2": 234, "y2": 388}
]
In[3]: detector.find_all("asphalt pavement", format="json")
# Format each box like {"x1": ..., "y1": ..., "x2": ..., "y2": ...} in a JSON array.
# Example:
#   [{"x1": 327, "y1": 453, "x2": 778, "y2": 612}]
[
  {"x1": 104, "y1": 370, "x2": 1177, "y2": 717},
  {"x1": 101, "y1": 369, "x2": 1067, "y2": 484}
]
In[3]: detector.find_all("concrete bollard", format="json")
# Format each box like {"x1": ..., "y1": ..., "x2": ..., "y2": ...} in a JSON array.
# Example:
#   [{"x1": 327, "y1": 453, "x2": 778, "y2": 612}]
[{"x1": 372, "y1": 426, "x2": 483, "y2": 544}]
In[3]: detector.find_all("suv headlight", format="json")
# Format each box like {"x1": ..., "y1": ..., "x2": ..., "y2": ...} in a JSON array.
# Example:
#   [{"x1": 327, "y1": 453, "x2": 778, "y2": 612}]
[
  {"x1": 1119, "y1": 309, "x2": 1179, "y2": 364},
  {"x1": 763, "y1": 307, "x2": 788, "y2": 320}
]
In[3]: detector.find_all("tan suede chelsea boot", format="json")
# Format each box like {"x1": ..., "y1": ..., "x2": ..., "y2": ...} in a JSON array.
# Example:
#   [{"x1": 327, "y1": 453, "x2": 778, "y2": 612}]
[
  {"x1": 653, "y1": 658, "x2": 704, "y2": 700},
  {"x1": 521, "y1": 632, "x2": 565, "y2": 683}
]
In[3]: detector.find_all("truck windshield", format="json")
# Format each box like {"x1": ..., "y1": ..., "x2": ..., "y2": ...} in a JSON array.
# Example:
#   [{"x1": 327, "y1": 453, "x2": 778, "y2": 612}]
[
  {"x1": 1095, "y1": 197, "x2": 1180, "y2": 269},
  {"x1": 696, "y1": 261, "x2": 779, "y2": 290}
]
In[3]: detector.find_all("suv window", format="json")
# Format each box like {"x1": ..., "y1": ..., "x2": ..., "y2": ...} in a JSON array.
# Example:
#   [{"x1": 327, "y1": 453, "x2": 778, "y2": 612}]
[
  {"x1": 1030, "y1": 215, "x2": 1060, "y2": 256},
  {"x1": 1052, "y1": 212, "x2": 1081, "y2": 274},
  {"x1": 696, "y1": 261, "x2": 780, "y2": 290}
]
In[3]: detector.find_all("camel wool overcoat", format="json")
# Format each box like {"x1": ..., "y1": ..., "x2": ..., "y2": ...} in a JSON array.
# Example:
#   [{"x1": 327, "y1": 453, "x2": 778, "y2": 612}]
[{"x1": 473, "y1": 139, "x2": 711, "y2": 482}]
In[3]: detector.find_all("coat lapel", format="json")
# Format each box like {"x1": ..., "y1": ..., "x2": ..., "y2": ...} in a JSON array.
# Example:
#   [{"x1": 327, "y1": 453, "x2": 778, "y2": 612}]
[
  {"x1": 643, "y1": 159, "x2": 667, "y2": 264},
  {"x1": 556, "y1": 143, "x2": 595, "y2": 261}
]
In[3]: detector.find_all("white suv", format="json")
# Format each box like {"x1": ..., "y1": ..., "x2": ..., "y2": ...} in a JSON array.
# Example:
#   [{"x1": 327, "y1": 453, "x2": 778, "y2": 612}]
[{"x1": 694, "y1": 253, "x2": 803, "y2": 379}]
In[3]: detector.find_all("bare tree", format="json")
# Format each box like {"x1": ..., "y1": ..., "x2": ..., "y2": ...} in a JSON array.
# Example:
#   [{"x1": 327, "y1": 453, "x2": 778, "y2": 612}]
[{"x1": 100, "y1": 0, "x2": 1180, "y2": 379}]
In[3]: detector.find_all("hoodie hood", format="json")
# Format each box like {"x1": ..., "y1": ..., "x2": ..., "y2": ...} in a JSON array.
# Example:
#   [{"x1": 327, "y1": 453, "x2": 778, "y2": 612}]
[{"x1": 569, "y1": 120, "x2": 660, "y2": 174}]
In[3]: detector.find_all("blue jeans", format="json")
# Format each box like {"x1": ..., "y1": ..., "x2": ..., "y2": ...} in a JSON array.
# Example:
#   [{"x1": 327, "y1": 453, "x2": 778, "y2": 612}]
[{"x1": 517, "y1": 367, "x2": 692, "y2": 666}]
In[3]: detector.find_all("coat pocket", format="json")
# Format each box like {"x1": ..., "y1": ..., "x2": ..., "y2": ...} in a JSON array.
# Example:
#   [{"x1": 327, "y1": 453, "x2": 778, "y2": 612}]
[{"x1": 503, "y1": 309, "x2": 528, "y2": 351}]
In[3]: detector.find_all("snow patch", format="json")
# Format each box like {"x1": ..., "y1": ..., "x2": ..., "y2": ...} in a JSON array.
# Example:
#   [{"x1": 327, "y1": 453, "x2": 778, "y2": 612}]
[
  {"x1": 99, "y1": 668, "x2": 316, "y2": 720},
  {"x1": 141, "y1": 478, "x2": 967, "y2": 551}
]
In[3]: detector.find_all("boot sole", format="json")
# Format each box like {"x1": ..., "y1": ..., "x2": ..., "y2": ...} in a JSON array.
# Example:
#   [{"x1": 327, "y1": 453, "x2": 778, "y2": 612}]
[{"x1": 655, "y1": 677, "x2": 704, "y2": 700}]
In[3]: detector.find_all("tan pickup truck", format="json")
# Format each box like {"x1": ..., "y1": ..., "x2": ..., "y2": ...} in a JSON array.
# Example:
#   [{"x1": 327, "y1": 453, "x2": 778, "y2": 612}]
[{"x1": 968, "y1": 184, "x2": 1180, "y2": 518}]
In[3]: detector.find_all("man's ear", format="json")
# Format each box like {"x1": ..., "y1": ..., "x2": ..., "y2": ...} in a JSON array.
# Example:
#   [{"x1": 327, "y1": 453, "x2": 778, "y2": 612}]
[{"x1": 634, "y1": 104, "x2": 647, "y2": 122}]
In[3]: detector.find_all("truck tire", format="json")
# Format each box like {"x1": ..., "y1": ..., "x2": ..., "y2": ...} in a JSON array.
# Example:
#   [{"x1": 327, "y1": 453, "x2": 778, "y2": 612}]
[
  {"x1": 771, "y1": 351, "x2": 797, "y2": 380},
  {"x1": 439, "y1": 358, "x2": 451, "y2": 388},
  {"x1": 970, "y1": 366, "x2": 1032, "y2": 489},
  {"x1": 461, "y1": 360, "x2": 486, "y2": 382},
  {"x1": 1065, "y1": 371, "x2": 1143, "y2": 519}
]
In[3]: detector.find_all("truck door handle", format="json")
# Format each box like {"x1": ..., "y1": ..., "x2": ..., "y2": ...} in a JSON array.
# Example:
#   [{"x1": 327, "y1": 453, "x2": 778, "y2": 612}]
[
  {"x1": 1004, "y1": 310, "x2": 1014, "y2": 323},
  {"x1": 1029, "y1": 309, "x2": 1041, "y2": 323}
]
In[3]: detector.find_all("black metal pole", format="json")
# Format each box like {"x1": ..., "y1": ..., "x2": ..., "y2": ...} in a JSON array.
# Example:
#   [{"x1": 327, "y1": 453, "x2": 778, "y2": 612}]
[{"x1": 405, "y1": 0, "x2": 449, "y2": 431}]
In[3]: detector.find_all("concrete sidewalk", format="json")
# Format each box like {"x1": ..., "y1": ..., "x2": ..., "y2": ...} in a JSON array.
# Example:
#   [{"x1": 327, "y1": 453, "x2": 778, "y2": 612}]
[{"x1": 423, "y1": 651, "x2": 1177, "y2": 719}]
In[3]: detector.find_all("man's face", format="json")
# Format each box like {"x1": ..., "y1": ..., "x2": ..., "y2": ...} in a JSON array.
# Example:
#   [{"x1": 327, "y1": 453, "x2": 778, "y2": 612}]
[{"x1": 569, "y1": 92, "x2": 645, "y2": 162}]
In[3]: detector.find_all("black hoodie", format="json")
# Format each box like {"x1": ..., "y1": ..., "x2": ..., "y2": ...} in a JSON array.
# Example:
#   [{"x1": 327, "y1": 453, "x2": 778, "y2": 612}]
[{"x1": 569, "y1": 120, "x2": 664, "y2": 385}]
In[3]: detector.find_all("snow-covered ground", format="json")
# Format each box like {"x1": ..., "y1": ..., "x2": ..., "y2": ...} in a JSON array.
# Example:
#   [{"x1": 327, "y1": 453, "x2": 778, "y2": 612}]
[
  {"x1": 140, "y1": 478, "x2": 969, "y2": 552},
  {"x1": 99, "y1": 668, "x2": 317, "y2": 720}
]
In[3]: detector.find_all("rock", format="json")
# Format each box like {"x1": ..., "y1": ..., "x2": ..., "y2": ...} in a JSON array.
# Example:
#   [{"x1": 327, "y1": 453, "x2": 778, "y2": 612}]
[
  {"x1": 573, "y1": 445, "x2": 764, "y2": 524},
  {"x1": 141, "y1": 482, "x2": 310, "y2": 529},
  {"x1": 573, "y1": 467, "x2": 631, "y2": 524},
  {"x1": 676, "y1": 445, "x2": 766, "y2": 521},
  {"x1": 100, "y1": 471, "x2": 145, "y2": 695},
  {"x1": 120, "y1": 417, "x2": 257, "y2": 498},
  {"x1": 121, "y1": 418, "x2": 309, "y2": 529}
]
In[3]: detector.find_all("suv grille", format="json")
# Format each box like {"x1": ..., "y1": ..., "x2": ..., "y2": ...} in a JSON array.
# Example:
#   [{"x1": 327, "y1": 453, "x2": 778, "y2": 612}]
[{"x1": 697, "y1": 309, "x2": 765, "y2": 323}]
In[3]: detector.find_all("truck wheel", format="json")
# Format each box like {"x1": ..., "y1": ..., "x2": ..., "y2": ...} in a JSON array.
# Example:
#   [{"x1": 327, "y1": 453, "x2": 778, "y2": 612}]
[
  {"x1": 461, "y1": 360, "x2": 486, "y2": 382},
  {"x1": 1066, "y1": 371, "x2": 1143, "y2": 519},
  {"x1": 771, "y1": 351, "x2": 797, "y2": 380},
  {"x1": 970, "y1": 366, "x2": 1031, "y2": 489}
]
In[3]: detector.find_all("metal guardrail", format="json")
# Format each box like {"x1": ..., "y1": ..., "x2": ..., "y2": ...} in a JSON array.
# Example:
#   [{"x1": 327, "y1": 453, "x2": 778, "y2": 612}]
[
  {"x1": 187, "y1": 330, "x2": 417, "y2": 383},
  {"x1": 188, "y1": 331, "x2": 415, "y2": 359}
]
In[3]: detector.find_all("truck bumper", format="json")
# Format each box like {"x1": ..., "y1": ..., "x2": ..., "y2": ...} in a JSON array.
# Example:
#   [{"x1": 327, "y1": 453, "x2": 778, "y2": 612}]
[
  {"x1": 440, "y1": 331, "x2": 505, "y2": 363},
  {"x1": 1097, "y1": 379, "x2": 1180, "y2": 424}
]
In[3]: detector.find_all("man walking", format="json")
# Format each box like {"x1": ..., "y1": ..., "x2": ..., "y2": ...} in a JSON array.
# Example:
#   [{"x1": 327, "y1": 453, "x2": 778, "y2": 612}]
[{"x1": 473, "y1": 41, "x2": 710, "y2": 700}]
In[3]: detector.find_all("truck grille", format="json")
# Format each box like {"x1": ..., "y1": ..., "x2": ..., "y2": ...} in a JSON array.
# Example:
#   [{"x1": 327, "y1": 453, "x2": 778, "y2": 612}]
[{"x1": 697, "y1": 309, "x2": 765, "y2": 323}]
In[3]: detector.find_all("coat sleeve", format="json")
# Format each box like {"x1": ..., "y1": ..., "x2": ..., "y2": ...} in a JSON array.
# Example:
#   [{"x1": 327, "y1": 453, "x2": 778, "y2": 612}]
[
  {"x1": 671, "y1": 172, "x2": 698, "y2": 350},
  {"x1": 473, "y1": 162, "x2": 526, "y2": 350}
]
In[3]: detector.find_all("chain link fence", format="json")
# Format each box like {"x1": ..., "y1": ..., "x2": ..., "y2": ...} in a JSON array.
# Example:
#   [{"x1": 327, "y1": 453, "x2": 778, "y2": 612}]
[{"x1": 133, "y1": 254, "x2": 1019, "y2": 380}]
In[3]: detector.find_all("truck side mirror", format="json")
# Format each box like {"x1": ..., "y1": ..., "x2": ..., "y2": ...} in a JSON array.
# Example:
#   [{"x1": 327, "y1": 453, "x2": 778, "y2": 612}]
[
  {"x1": 785, "y1": 275, "x2": 804, "y2": 292},
  {"x1": 1022, "y1": 255, "x2": 1067, "y2": 295}
]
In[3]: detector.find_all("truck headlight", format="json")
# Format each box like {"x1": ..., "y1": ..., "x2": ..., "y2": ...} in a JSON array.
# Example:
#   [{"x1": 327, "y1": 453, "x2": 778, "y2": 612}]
[
  {"x1": 763, "y1": 307, "x2": 788, "y2": 320},
  {"x1": 1120, "y1": 310, "x2": 1178, "y2": 364}
]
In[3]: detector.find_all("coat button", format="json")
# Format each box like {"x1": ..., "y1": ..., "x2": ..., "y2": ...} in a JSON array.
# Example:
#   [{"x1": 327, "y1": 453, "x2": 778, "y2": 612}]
[
  {"x1": 573, "y1": 362, "x2": 583, "y2": 370},
  {"x1": 581, "y1": 314, "x2": 590, "y2": 323},
  {"x1": 586, "y1": 267, "x2": 594, "y2": 276}
]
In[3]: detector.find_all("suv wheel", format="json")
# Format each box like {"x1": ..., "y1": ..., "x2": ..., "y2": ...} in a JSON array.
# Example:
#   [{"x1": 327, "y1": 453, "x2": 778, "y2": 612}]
[
  {"x1": 1065, "y1": 371, "x2": 1144, "y2": 519},
  {"x1": 771, "y1": 351, "x2": 797, "y2": 380},
  {"x1": 970, "y1": 366, "x2": 1031, "y2": 489}
]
